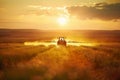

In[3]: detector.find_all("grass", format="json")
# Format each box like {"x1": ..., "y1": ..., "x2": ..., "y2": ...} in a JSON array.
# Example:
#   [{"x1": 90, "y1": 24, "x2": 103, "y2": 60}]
[{"x1": 0, "y1": 43, "x2": 120, "y2": 80}]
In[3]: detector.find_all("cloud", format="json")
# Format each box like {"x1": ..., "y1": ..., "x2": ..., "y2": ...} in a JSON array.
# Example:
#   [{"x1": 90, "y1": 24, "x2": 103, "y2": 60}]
[
  {"x1": 109, "y1": 0, "x2": 120, "y2": 3},
  {"x1": 67, "y1": 3, "x2": 120, "y2": 20},
  {"x1": 24, "y1": 3, "x2": 120, "y2": 21},
  {"x1": 25, "y1": 5, "x2": 68, "y2": 17}
]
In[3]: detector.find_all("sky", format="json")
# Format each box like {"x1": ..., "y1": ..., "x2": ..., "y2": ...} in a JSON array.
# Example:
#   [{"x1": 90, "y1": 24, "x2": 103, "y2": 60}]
[{"x1": 0, "y1": 0, "x2": 120, "y2": 30}]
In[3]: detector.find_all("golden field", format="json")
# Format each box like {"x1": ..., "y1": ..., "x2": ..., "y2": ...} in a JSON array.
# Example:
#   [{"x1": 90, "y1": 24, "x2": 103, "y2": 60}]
[{"x1": 0, "y1": 29, "x2": 120, "y2": 80}]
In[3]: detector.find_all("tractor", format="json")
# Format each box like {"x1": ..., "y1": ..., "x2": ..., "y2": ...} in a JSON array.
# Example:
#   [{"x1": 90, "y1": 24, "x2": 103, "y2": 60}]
[{"x1": 57, "y1": 37, "x2": 67, "y2": 46}]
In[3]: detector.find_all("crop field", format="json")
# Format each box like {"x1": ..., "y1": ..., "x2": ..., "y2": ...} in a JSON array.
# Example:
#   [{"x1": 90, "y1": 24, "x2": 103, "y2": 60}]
[{"x1": 0, "y1": 29, "x2": 120, "y2": 80}]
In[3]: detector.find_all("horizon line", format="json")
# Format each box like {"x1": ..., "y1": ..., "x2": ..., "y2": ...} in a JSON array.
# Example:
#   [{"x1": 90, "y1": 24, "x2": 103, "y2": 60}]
[{"x1": 0, "y1": 28, "x2": 120, "y2": 31}]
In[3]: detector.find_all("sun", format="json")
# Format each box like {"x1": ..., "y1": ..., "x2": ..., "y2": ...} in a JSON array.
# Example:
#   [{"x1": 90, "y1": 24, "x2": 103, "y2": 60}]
[{"x1": 57, "y1": 17, "x2": 67, "y2": 25}]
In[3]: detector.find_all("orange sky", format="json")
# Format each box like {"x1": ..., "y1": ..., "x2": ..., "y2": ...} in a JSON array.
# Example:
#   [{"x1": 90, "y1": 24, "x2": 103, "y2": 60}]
[{"x1": 0, "y1": 0, "x2": 120, "y2": 30}]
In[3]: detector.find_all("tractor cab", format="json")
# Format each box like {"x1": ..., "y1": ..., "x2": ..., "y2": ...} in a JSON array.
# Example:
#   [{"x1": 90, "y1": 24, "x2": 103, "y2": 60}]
[{"x1": 57, "y1": 37, "x2": 67, "y2": 46}]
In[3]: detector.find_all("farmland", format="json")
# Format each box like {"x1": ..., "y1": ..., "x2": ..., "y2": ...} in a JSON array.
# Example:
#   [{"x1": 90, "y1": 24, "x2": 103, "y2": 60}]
[{"x1": 0, "y1": 29, "x2": 120, "y2": 80}]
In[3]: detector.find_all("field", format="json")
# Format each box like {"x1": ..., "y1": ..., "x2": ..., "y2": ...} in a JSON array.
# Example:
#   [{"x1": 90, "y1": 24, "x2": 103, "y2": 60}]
[{"x1": 0, "y1": 29, "x2": 120, "y2": 80}]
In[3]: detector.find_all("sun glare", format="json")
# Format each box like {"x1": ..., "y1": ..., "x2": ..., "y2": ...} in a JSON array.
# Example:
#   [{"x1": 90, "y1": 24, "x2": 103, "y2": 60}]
[{"x1": 57, "y1": 17, "x2": 67, "y2": 25}]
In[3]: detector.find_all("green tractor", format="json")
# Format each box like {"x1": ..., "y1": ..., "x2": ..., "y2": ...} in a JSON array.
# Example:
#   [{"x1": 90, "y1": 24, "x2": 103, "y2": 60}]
[{"x1": 57, "y1": 37, "x2": 67, "y2": 46}]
